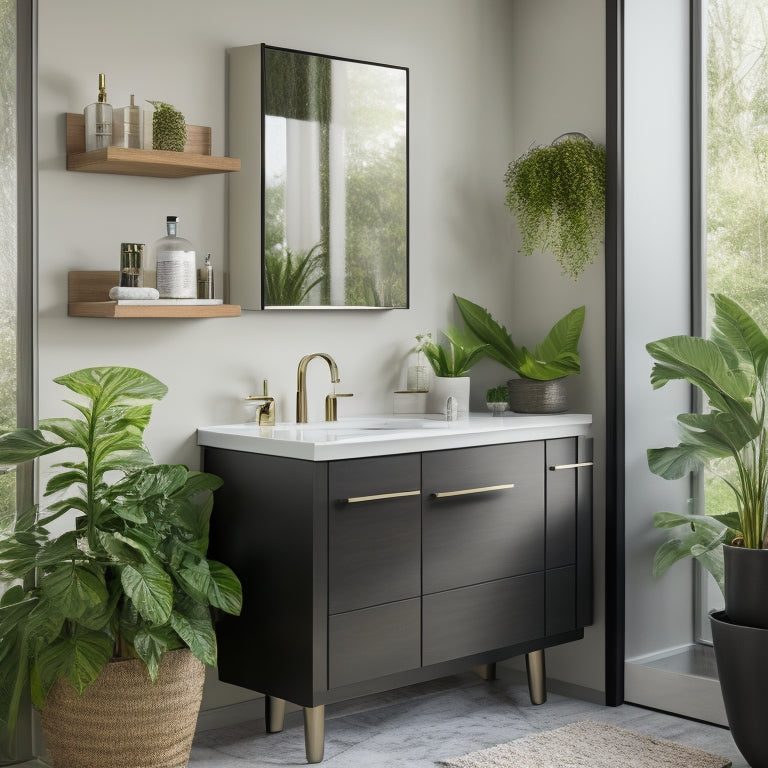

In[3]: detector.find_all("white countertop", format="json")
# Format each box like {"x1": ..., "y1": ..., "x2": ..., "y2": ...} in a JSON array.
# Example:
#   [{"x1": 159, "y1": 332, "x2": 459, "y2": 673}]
[{"x1": 197, "y1": 412, "x2": 593, "y2": 461}]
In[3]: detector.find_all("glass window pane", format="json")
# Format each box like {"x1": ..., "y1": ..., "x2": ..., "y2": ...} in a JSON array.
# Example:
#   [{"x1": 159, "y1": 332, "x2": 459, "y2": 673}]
[{"x1": 0, "y1": 0, "x2": 16, "y2": 535}]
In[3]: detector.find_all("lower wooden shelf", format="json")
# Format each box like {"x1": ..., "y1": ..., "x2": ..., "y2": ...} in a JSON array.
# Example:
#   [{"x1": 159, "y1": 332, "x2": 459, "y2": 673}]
[{"x1": 68, "y1": 271, "x2": 241, "y2": 318}]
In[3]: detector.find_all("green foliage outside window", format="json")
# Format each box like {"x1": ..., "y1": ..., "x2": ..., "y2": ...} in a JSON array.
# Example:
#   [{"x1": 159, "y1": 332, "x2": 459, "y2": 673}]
[{"x1": 705, "y1": 0, "x2": 768, "y2": 515}]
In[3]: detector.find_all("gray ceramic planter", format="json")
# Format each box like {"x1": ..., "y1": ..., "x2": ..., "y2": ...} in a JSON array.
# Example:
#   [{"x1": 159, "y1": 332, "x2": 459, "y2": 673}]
[
  {"x1": 507, "y1": 377, "x2": 567, "y2": 414},
  {"x1": 711, "y1": 610, "x2": 768, "y2": 767}
]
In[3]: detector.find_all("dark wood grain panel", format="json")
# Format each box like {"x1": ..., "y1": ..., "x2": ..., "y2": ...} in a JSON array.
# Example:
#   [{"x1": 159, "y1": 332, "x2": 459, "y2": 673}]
[
  {"x1": 546, "y1": 438, "x2": 577, "y2": 569},
  {"x1": 422, "y1": 573, "x2": 545, "y2": 665},
  {"x1": 546, "y1": 566, "x2": 576, "y2": 636},
  {"x1": 422, "y1": 443, "x2": 545, "y2": 593},
  {"x1": 329, "y1": 599, "x2": 421, "y2": 688},
  {"x1": 576, "y1": 437, "x2": 594, "y2": 628}
]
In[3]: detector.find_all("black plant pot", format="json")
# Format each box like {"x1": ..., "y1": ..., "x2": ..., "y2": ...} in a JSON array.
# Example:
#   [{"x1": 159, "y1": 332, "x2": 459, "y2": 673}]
[
  {"x1": 711, "y1": 610, "x2": 768, "y2": 768},
  {"x1": 724, "y1": 545, "x2": 768, "y2": 628}
]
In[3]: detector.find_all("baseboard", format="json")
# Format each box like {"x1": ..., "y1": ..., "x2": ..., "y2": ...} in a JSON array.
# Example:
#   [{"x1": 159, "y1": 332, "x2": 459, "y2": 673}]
[
  {"x1": 497, "y1": 662, "x2": 606, "y2": 705},
  {"x1": 196, "y1": 696, "x2": 302, "y2": 733}
]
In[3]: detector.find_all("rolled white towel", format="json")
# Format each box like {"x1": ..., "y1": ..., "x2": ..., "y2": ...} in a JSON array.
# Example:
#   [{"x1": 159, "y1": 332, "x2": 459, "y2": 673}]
[{"x1": 108, "y1": 286, "x2": 160, "y2": 301}]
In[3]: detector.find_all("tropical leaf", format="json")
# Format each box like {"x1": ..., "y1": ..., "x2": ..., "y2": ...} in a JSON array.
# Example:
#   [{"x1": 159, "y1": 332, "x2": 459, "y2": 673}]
[
  {"x1": 34, "y1": 628, "x2": 113, "y2": 700},
  {"x1": 0, "y1": 429, "x2": 64, "y2": 465},
  {"x1": 455, "y1": 295, "x2": 584, "y2": 380},
  {"x1": 207, "y1": 561, "x2": 243, "y2": 615},
  {"x1": 711, "y1": 293, "x2": 768, "y2": 381},
  {"x1": 41, "y1": 562, "x2": 108, "y2": 620},
  {"x1": 170, "y1": 599, "x2": 217, "y2": 667},
  {"x1": 131, "y1": 622, "x2": 180, "y2": 681},
  {"x1": 121, "y1": 563, "x2": 174, "y2": 625}
]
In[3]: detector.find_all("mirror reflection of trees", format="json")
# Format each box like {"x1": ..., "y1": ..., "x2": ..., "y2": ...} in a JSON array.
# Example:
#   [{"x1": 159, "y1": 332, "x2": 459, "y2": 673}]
[{"x1": 262, "y1": 47, "x2": 407, "y2": 308}]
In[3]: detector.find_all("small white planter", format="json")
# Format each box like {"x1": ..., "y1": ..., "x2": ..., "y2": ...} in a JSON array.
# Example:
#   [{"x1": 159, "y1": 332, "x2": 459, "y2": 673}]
[{"x1": 426, "y1": 376, "x2": 470, "y2": 414}]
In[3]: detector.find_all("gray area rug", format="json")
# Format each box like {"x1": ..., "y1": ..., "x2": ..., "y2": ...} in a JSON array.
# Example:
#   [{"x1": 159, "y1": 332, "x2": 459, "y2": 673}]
[{"x1": 439, "y1": 720, "x2": 732, "y2": 768}]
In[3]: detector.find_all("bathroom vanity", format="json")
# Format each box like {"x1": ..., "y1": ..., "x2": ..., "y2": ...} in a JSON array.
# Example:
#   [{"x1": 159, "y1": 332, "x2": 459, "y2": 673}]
[{"x1": 198, "y1": 414, "x2": 593, "y2": 763}]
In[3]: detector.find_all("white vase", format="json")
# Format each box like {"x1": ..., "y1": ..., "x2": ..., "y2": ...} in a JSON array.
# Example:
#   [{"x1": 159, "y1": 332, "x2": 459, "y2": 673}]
[{"x1": 426, "y1": 376, "x2": 470, "y2": 414}]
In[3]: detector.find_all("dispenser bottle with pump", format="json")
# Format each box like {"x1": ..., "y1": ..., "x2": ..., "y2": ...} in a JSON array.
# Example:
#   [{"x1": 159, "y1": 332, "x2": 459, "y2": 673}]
[
  {"x1": 152, "y1": 216, "x2": 196, "y2": 298},
  {"x1": 84, "y1": 74, "x2": 113, "y2": 151}
]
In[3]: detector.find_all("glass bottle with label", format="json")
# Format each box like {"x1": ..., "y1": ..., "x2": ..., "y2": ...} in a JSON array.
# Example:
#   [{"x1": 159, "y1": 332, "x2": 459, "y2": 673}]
[
  {"x1": 84, "y1": 73, "x2": 113, "y2": 151},
  {"x1": 152, "y1": 216, "x2": 196, "y2": 298}
]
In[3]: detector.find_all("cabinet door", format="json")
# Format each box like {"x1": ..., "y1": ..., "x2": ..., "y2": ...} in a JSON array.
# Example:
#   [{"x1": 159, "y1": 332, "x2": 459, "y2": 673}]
[
  {"x1": 546, "y1": 438, "x2": 577, "y2": 569},
  {"x1": 328, "y1": 454, "x2": 421, "y2": 614},
  {"x1": 422, "y1": 573, "x2": 545, "y2": 665},
  {"x1": 422, "y1": 443, "x2": 545, "y2": 594}
]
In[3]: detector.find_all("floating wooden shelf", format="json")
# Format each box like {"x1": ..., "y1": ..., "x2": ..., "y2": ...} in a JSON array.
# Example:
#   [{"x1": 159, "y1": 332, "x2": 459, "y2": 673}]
[
  {"x1": 65, "y1": 113, "x2": 241, "y2": 178},
  {"x1": 68, "y1": 271, "x2": 241, "y2": 318}
]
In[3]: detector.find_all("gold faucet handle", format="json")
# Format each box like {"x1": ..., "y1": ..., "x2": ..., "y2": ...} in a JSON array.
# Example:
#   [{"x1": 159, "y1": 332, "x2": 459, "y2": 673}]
[
  {"x1": 325, "y1": 393, "x2": 353, "y2": 422},
  {"x1": 245, "y1": 395, "x2": 276, "y2": 426}
]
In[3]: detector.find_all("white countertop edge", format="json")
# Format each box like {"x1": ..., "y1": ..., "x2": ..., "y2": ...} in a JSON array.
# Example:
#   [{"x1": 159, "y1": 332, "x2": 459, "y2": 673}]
[{"x1": 197, "y1": 413, "x2": 593, "y2": 461}]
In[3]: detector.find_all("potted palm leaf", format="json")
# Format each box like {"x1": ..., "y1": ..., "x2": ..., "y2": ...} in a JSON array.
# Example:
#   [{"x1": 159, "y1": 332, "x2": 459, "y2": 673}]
[
  {"x1": 0, "y1": 366, "x2": 242, "y2": 768},
  {"x1": 419, "y1": 327, "x2": 487, "y2": 414},
  {"x1": 647, "y1": 294, "x2": 768, "y2": 768},
  {"x1": 455, "y1": 295, "x2": 584, "y2": 413}
]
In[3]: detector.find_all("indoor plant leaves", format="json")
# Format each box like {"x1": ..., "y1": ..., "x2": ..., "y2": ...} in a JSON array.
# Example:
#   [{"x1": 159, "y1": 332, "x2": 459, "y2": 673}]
[{"x1": 0, "y1": 366, "x2": 242, "y2": 737}]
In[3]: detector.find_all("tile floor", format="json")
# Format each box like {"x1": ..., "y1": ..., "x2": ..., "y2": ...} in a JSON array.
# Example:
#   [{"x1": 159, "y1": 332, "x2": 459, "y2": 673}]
[{"x1": 190, "y1": 670, "x2": 746, "y2": 767}]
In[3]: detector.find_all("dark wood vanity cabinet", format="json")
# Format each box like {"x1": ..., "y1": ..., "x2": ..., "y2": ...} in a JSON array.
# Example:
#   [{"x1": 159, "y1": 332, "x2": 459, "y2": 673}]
[{"x1": 204, "y1": 436, "x2": 592, "y2": 714}]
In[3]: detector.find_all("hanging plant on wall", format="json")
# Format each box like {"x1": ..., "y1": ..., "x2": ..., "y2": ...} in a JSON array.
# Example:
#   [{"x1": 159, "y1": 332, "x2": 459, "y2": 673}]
[{"x1": 504, "y1": 133, "x2": 606, "y2": 280}]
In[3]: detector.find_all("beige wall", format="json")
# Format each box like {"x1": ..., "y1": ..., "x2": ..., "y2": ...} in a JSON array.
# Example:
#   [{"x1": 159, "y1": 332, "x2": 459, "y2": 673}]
[
  {"x1": 507, "y1": 0, "x2": 606, "y2": 694},
  {"x1": 37, "y1": 0, "x2": 606, "y2": 715}
]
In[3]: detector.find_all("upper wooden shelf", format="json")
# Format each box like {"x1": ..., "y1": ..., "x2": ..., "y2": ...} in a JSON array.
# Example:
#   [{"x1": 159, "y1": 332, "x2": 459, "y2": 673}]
[
  {"x1": 65, "y1": 113, "x2": 241, "y2": 178},
  {"x1": 68, "y1": 271, "x2": 241, "y2": 318}
]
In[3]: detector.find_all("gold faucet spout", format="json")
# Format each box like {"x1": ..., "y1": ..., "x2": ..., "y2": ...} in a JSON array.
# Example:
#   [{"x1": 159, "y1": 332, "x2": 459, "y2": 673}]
[{"x1": 296, "y1": 353, "x2": 341, "y2": 423}]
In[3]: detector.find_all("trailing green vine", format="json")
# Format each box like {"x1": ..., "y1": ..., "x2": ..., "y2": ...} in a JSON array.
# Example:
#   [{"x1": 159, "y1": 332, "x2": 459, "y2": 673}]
[{"x1": 504, "y1": 134, "x2": 606, "y2": 280}]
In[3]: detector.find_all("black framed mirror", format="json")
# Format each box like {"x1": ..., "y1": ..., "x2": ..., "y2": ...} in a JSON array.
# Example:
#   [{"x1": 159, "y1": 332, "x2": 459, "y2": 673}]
[{"x1": 228, "y1": 44, "x2": 409, "y2": 309}]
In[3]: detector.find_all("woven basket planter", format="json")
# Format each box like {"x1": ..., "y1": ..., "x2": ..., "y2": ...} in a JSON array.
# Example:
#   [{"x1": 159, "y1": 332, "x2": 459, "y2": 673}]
[{"x1": 41, "y1": 649, "x2": 205, "y2": 768}]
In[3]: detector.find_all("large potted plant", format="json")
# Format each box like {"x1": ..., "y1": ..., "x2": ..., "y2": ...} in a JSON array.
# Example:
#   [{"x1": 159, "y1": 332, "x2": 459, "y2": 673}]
[
  {"x1": 504, "y1": 133, "x2": 606, "y2": 280},
  {"x1": 0, "y1": 366, "x2": 242, "y2": 768},
  {"x1": 647, "y1": 294, "x2": 768, "y2": 768},
  {"x1": 455, "y1": 295, "x2": 585, "y2": 413},
  {"x1": 419, "y1": 328, "x2": 488, "y2": 414}
]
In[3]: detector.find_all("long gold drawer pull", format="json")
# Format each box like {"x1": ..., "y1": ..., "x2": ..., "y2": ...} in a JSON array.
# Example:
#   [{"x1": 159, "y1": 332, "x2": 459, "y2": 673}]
[
  {"x1": 432, "y1": 483, "x2": 515, "y2": 499},
  {"x1": 343, "y1": 490, "x2": 421, "y2": 504},
  {"x1": 549, "y1": 462, "x2": 594, "y2": 471}
]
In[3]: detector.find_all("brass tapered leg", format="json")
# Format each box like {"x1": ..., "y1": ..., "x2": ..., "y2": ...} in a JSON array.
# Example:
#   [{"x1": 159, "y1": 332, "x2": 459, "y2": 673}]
[
  {"x1": 265, "y1": 696, "x2": 287, "y2": 733},
  {"x1": 526, "y1": 649, "x2": 546, "y2": 705},
  {"x1": 303, "y1": 705, "x2": 325, "y2": 764},
  {"x1": 472, "y1": 663, "x2": 497, "y2": 680}
]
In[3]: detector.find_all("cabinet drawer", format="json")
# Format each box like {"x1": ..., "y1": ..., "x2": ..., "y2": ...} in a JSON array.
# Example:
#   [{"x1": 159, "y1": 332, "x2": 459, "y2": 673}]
[
  {"x1": 422, "y1": 443, "x2": 545, "y2": 593},
  {"x1": 329, "y1": 599, "x2": 421, "y2": 689},
  {"x1": 422, "y1": 573, "x2": 545, "y2": 666},
  {"x1": 329, "y1": 455, "x2": 421, "y2": 613}
]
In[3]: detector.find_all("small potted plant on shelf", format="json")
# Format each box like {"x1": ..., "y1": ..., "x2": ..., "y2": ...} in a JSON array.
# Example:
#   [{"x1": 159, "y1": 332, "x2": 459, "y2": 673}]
[
  {"x1": 0, "y1": 366, "x2": 242, "y2": 768},
  {"x1": 486, "y1": 385, "x2": 509, "y2": 414},
  {"x1": 455, "y1": 295, "x2": 584, "y2": 413},
  {"x1": 419, "y1": 327, "x2": 488, "y2": 414},
  {"x1": 504, "y1": 133, "x2": 606, "y2": 280},
  {"x1": 646, "y1": 293, "x2": 768, "y2": 768}
]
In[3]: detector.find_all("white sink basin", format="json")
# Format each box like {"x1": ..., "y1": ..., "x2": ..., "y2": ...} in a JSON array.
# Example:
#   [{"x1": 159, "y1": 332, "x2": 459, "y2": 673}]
[{"x1": 197, "y1": 413, "x2": 593, "y2": 461}]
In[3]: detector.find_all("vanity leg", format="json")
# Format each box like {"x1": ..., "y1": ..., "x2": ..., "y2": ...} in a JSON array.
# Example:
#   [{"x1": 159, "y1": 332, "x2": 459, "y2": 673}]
[
  {"x1": 472, "y1": 663, "x2": 497, "y2": 680},
  {"x1": 303, "y1": 705, "x2": 325, "y2": 764},
  {"x1": 265, "y1": 696, "x2": 286, "y2": 733},
  {"x1": 526, "y1": 649, "x2": 547, "y2": 705}
]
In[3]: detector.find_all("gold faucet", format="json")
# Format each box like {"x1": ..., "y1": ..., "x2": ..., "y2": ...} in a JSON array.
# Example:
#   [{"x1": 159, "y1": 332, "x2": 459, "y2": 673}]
[
  {"x1": 245, "y1": 379, "x2": 275, "y2": 426},
  {"x1": 296, "y1": 353, "x2": 352, "y2": 423}
]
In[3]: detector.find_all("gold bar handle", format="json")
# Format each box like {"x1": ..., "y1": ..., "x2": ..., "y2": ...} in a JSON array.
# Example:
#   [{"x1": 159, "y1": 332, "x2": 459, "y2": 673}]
[
  {"x1": 343, "y1": 490, "x2": 421, "y2": 504},
  {"x1": 432, "y1": 483, "x2": 515, "y2": 499},
  {"x1": 549, "y1": 462, "x2": 594, "y2": 471}
]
